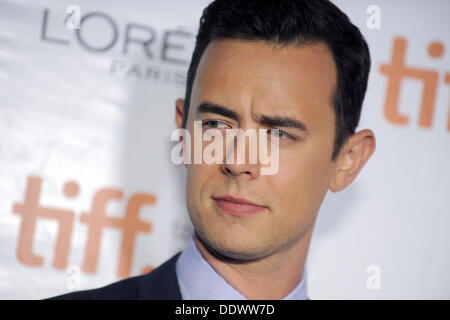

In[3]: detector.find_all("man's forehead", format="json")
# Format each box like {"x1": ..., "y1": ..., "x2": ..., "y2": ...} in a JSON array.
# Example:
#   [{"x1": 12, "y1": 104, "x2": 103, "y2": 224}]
[
  {"x1": 195, "y1": 39, "x2": 336, "y2": 93},
  {"x1": 199, "y1": 39, "x2": 335, "y2": 72},
  {"x1": 191, "y1": 39, "x2": 337, "y2": 122}
]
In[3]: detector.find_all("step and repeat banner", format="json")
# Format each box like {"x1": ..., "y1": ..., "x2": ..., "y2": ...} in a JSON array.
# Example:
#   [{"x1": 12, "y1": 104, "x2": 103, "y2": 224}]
[{"x1": 0, "y1": 0, "x2": 449, "y2": 299}]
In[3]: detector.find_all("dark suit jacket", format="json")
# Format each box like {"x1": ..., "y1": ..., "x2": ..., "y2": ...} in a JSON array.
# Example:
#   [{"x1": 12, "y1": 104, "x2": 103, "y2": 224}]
[{"x1": 50, "y1": 253, "x2": 182, "y2": 300}]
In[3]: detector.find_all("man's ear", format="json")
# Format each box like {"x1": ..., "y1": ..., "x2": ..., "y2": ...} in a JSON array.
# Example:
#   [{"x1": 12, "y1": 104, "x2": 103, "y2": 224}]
[
  {"x1": 329, "y1": 129, "x2": 376, "y2": 192},
  {"x1": 175, "y1": 98, "x2": 188, "y2": 167},
  {"x1": 175, "y1": 98, "x2": 185, "y2": 129}
]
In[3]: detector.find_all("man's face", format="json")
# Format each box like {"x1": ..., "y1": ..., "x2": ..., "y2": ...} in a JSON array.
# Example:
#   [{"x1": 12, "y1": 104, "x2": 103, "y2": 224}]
[{"x1": 180, "y1": 39, "x2": 338, "y2": 261}]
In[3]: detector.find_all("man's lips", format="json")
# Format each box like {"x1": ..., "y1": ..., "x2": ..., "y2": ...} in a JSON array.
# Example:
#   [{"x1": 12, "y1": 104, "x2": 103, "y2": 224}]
[{"x1": 213, "y1": 196, "x2": 268, "y2": 216}]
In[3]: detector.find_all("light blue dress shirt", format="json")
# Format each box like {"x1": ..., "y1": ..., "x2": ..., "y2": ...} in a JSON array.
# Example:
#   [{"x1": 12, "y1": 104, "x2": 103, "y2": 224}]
[{"x1": 175, "y1": 236, "x2": 309, "y2": 300}]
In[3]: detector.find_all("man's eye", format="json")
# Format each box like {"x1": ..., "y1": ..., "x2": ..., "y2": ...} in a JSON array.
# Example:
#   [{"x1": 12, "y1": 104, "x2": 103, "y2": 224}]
[
  {"x1": 268, "y1": 128, "x2": 297, "y2": 141},
  {"x1": 202, "y1": 120, "x2": 229, "y2": 129}
]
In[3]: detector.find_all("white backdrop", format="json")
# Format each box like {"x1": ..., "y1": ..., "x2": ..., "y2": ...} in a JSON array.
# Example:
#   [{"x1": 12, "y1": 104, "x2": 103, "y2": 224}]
[{"x1": 0, "y1": 0, "x2": 449, "y2": 299}]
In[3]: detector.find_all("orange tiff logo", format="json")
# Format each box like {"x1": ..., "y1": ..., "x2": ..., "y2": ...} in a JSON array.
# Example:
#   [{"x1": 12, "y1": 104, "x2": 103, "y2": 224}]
[
  {"x1": 12, "y1": 176, "x2": 156, "y2": 279},
  {"x1": 380, "y1": 37, "x2": 450, "y2": 131}
]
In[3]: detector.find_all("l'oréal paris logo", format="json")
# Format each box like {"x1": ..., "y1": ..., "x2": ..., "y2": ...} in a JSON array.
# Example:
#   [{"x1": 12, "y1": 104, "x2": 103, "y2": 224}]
[{"x1": 40, "y1": 7, "x2": 194, "y2": 86}]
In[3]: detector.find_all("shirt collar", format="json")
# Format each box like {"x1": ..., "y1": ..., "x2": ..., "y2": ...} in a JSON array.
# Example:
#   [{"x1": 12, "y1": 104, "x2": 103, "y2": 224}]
[{"x1": 175, "y1": 236, "x2": 308, "y2": 300}]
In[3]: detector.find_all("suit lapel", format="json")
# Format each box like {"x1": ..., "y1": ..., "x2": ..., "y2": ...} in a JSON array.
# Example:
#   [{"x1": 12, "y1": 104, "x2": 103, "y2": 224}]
[{"x1": 138, "y1": 252, "x2": 182, "y2": 300}]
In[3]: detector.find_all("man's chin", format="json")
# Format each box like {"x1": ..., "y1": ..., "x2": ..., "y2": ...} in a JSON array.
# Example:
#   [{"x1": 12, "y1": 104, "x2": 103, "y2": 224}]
[{"x1": 195, "y1": 231, "x2": 273, "y2": 263}]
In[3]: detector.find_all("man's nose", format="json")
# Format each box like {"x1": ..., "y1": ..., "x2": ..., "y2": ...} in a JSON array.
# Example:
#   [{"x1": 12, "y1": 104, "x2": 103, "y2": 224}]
[{"x1": 220, "y1": 132, "x2": 261, "y2": 179}]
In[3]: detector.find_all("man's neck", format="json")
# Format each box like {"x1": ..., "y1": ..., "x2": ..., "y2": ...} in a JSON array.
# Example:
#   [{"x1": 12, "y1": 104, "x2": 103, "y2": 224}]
[{"x1": 194, "y1": 225, "x2": 314, "y2": 300}]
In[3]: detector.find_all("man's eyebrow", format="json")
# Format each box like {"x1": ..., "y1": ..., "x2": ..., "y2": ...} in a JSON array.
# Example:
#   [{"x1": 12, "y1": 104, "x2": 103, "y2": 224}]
[
  {"x1": 196, "y1": 102, "x2": 240, "y2": 121},
  {"x1": 196, "y1": 101, "x2": 309, "y2": 133},
  {"x1": 254, "y1": 114, "x2": 309, "y2": 133}
]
